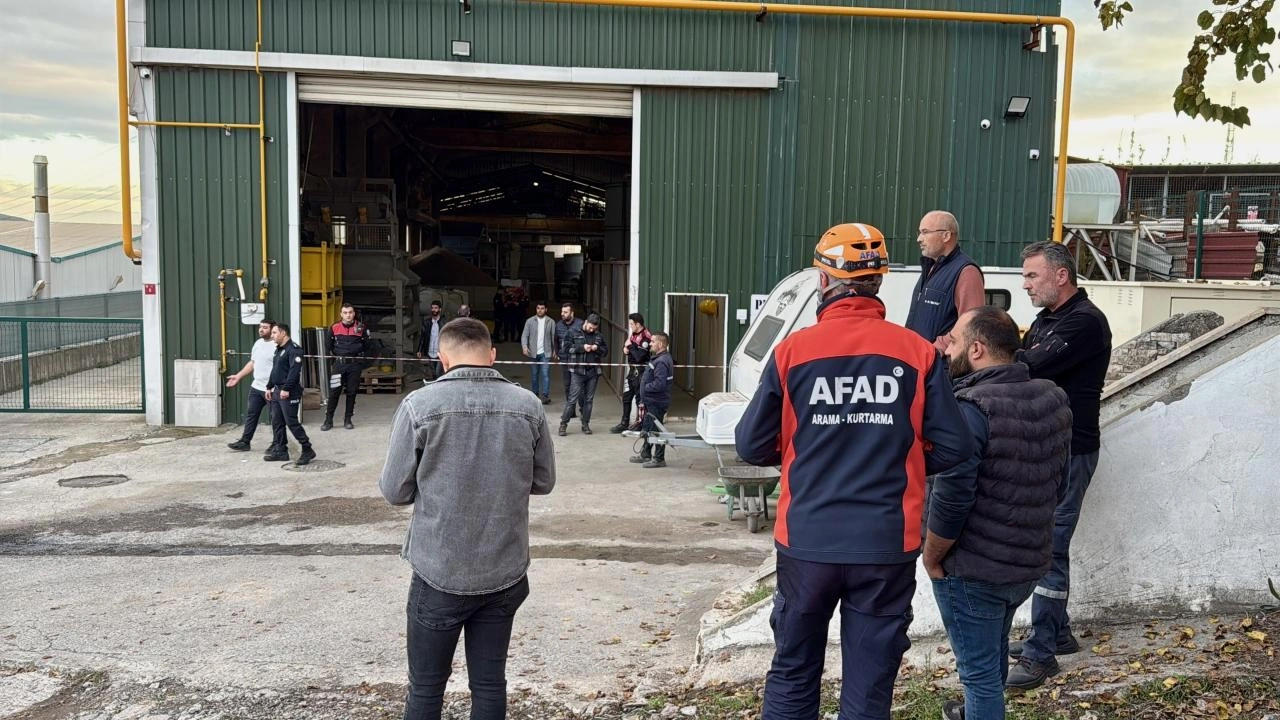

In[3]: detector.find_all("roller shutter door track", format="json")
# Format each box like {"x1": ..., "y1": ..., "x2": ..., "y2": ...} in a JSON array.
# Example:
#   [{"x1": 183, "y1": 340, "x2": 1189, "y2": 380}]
[{"x1": 298, "y1": 75, "x2": 633, "y2": 117}]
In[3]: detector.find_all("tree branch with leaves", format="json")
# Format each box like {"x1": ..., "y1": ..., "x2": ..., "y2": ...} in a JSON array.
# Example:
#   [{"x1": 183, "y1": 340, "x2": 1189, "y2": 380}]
[{"x1": 1094, "y1": 0, "x2": 1276, "y2": 127}]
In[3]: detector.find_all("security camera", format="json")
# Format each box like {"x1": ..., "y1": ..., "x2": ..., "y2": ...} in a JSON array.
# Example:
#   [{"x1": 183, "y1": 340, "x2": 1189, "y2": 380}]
[
  {"x1": 979, "y1": 119, "x2": 992, "y2": 130},
  {"x1": 1029, "y1": 149, "x2": 1041, "y2": 160},
  {"x1": 138, "y1": 67, "x2": 152, "y2": 79}
]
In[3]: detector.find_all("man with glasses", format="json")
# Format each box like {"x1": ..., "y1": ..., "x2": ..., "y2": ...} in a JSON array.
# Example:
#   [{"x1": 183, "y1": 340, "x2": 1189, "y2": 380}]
[{"x1": 905, "y1": 210, "x2": 985, "y2": 351}]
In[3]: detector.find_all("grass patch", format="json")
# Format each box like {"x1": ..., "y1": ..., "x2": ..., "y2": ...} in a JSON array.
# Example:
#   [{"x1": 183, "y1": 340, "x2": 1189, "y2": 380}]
[{"x1": 738, "y1": 583, "x2": 773, "y2": 609}]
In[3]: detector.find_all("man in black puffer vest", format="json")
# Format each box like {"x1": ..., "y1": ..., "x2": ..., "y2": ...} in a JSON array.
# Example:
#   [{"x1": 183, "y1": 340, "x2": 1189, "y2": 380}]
[{"x1": 923, "y1": 306, "x2": 1072, "y2": 720}]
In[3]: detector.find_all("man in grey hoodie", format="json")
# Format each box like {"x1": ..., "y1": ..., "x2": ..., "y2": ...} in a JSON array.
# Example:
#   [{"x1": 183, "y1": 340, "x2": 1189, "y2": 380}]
[{"x1": 380, "y1": 317, "x2": 557, "y2": 720}]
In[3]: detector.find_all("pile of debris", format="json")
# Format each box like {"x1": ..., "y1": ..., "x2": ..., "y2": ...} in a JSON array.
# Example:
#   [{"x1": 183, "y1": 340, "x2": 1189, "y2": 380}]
[{"x1": 1105, "y1": 310, "x2": 1224, "y2": 385}]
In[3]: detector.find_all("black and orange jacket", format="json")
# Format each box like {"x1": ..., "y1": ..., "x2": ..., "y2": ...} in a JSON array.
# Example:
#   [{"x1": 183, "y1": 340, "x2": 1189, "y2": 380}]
[
  {"x1": 734, "y1": 294, "x2": 973, "y2": 565},
  {"x1": 327, "y1": 320, "x2": 369, "y2": 359}
]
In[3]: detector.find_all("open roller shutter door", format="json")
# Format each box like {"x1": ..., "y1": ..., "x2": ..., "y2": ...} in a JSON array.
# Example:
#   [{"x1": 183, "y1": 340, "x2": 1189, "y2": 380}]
[{"x1": 298, "y1": 75, "x2": 633, "y2": 117}]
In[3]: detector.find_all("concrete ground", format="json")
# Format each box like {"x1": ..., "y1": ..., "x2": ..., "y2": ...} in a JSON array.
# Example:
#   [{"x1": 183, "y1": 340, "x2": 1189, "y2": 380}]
[{"x1": 0, "y1": 363, "x2": 775, "y2": 717}]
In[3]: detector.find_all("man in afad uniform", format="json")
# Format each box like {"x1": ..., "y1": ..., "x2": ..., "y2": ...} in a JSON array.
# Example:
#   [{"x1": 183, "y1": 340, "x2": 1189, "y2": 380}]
[
  {"x1": 611, "y1": 313, "x2": 653, "y2": 434},
  {"x1": 264, "y1": 323, "x2": 316, "y2": 466},
  {"x1": 735, "y1": 223, "x2": 972, "y2": 720},
  {"x1": 324, "y1": 303, "x2": 369, "y2": 431}
]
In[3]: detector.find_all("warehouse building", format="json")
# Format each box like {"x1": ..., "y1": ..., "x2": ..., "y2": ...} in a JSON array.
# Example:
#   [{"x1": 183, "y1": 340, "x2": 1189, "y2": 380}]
[{"x1": 125, "y1": 0, "x2": 1061, "y2": 425}]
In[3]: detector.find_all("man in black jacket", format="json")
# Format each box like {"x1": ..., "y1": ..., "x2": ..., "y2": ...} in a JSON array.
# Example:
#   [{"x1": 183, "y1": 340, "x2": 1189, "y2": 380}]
[
  {"x1": 324, "y1": 303, "x2": 368, "y2": 431},
  {"x1": 558, "y1": 313, "x2": 607, "y2": 436},
  {"x1": 264, "y1": 323, "x2": 316, "y2": 466},
  {"x1": 923, "y1": 306, "x2": 1072, "y2": 720},
  {"x1": 629, "y1": 332, "x2": 673, "y2": 468},
  {"x1": 1006, "y1": 241, "x2": 1112, "y2": 690}
]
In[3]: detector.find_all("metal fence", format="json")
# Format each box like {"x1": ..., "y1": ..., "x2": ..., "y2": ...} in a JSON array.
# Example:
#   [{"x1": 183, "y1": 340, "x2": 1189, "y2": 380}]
[
  {"x1": 0, "y1": 317, "x2": 144, "y2": 413},
  {"x1": 1125, "y1": 173, "x2": 1280, "y2": 222}
]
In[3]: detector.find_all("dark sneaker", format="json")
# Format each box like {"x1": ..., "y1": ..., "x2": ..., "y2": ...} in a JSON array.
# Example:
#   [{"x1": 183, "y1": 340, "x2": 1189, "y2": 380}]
[
  {"x1": 344, "y1": 420, "x2": 354, "y2": 430},
  {"x1": 643, "y1": 459, "x2": 666, "y2": 469},
  {"x1": 320, "y1": 420, "x2": 333, "y2": 431},
  {"x1": 541, "y1": 396, "x2": 552, "y2": 405},
  {"x1": 941, "y1": 699, "x2": 964, "y2": 720},
  {"x1": 227, "y1": 440, "x2": 251, "y2": 451},
  {"x1": 628, "y1": 421, "x2": 642, "y2": 431},
  {"x1": 1005, "y1": 657, "x2": 1060, "y2": 690},
  {"x1": 1009, "y1": 634, "x2": 1080, "y2": 659},
  {"x1": 263, "y1": 450, "x2": 290, "y2": 462},
  {"x1": 558, "y1": 424, "x2": 567, "y2": 437},
  {"x1": 295, "y1": 447, "x2": 316, "y2": 466},
  {"x1": 609, "y1": 423, "x2": 627, "y2": 434},
  {"x1": 629, "y1": 455, "x2": 650, "y2": 464},
  {"x1": 581, "y1": 425, "x2": 592, "y2": 435}
]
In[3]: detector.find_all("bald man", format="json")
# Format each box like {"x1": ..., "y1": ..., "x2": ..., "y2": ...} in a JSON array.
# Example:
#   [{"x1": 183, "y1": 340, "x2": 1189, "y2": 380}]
[{"x1": 905, "y1": 210, "x2": 985, "y2": 351}]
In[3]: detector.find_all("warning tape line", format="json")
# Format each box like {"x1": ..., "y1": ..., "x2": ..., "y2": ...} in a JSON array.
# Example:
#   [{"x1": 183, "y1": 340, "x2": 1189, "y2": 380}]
[{"x1": 225, "y1": 350, "x2": 728, "y2": 370}]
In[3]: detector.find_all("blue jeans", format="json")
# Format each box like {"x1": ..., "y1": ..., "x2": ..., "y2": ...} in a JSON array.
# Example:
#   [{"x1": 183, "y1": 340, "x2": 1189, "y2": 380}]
[
  {"x1": 933, "y1": 576, "x2": 1036, "y2": 720},
  {"x1": 764, "y1": 554, "x2": 915, "y2": 720},
  {"x1": 529, "y1": 354, "x2": 550, "y2": 397},
  {"x1": 1023, "y1": 450, "x2": 1100, "y2": 665},
  {"x1": 403, "y1": 573, "x2": 529, "y2": 720}
]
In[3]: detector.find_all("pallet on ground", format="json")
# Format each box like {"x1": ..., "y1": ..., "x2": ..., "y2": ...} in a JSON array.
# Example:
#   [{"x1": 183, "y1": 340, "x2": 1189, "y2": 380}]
[{"x1": 359, "y1": 371, "x2": 405, "y2": 394}]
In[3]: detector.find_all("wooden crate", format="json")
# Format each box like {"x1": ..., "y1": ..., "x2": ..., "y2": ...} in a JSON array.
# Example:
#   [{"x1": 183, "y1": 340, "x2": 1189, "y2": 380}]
[{"x1": 359, "y1": 371, "x2": 405, "y2": 394}]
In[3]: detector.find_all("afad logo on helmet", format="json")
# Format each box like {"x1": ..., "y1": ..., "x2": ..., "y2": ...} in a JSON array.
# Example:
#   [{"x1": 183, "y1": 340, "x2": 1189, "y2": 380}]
[{"x1": 812, "y1": 222, "x2": 890, "y2": 280}]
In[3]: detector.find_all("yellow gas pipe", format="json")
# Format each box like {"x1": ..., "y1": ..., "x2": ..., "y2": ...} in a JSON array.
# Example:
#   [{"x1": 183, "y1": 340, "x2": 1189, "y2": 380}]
[
  {"x1": 523, "y1": 0, "x2": 1076, "y2": 244},
  {"x1": 117, "y1": 0, "x2": 273, "y2": 296},
  {"x1": 216, "y1": 268, "x2": 247, "y2": 374}
]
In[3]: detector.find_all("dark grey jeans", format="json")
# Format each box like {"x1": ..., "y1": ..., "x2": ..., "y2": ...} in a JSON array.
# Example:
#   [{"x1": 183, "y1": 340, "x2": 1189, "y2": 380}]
[
  {"x1": 1023, "y1": 450, "x2": 1100, "y2": 665},
  {"x1": 403, "y1": 573, "x2": 529, "y2": 720}
]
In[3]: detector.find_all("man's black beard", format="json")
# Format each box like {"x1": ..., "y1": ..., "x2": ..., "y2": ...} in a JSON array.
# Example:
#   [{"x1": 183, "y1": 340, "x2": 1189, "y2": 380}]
[{"x1": 948, "y1": 352, "x2": 973, "y2": 380}]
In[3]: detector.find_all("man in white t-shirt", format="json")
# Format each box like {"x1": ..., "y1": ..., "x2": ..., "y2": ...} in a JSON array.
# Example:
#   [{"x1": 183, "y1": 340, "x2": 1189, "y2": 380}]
[{"x1": 226, "y1": 319, "x2": 279, "y2": 452}]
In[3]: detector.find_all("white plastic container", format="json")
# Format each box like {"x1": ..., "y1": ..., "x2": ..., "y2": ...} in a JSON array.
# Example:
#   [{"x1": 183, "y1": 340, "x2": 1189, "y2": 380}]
[{"x1": 697, "y1": 391, "x2": 750, "y2": 446}]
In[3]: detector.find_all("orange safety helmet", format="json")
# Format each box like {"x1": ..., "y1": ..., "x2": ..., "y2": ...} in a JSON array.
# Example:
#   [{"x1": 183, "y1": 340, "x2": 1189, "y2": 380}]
[{"x1": 812, "y1": 223, "x2": 890, "y2": 280}]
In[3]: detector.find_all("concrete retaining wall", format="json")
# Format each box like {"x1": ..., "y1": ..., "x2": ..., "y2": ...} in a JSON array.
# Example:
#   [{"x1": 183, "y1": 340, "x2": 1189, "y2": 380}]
[{"x1": 0, "y1": 334, "x2": 141, "y2": 395}]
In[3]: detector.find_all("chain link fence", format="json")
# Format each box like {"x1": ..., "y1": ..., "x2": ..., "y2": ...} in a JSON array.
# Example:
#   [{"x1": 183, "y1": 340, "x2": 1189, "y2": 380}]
[{"x1": 1125, "y1": 173, "x2": 1280, "y2": 222}]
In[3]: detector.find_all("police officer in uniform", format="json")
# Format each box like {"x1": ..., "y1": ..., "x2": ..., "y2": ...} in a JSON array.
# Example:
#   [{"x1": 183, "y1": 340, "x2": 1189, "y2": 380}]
[
  {"x1": 611, "y1": 313, "x2": 653, "y2": 434},
  {"x1": 264, "y1": 322, "x2": 316, "y2": 465},
  {"x1": 324, "y1": 303, "x2": 369, "y2": 431}
]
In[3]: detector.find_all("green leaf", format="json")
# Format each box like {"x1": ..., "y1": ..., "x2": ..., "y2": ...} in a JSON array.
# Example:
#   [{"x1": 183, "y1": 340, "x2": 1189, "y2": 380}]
[
  {"x1": 1254, "y1": 64, "x2": 1267, "y2": 82},
  {"x1": 1120, "y1": 1, "x2": 1133, "y2": 10},
  {"x1": 1195, "y1": 91, "x2": 1207, "y2": 105},
  {"x1": 1198, "y1": 11, "x2": 1215, "y2": 29}
]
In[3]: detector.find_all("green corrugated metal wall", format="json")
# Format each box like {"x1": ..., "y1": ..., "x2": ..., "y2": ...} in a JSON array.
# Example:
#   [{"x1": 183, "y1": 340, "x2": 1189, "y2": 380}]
[
  {"x1": 153, "y1": 68, "x2": 291, "y2": 424},
  {"x1": 148, "y1": 0, "x2": 774, "y2": 71},
  {"x1": 144, "y1": 0, "x2": 1060, "y2": 404},
  {"x1": 635, "y1": 1, "x2": 1059, "y2": 349},
  {"x1": 638, "y1": 89, "x2": 771, "y2": 332}
]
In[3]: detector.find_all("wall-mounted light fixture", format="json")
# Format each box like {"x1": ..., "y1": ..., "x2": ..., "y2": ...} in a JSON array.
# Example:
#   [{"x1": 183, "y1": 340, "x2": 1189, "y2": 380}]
[{"x1": 1005, "y1": 96, "x2": 1031, "y2": 119}]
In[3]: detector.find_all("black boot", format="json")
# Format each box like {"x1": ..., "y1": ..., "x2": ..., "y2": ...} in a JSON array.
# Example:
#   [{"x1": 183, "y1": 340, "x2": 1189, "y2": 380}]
[
  {"x1": 227, "y1": 439, "x2": 251, "y2": 451},
  {"x1": 295, "y1": 446, "x2": 316, "y2": 466},
  {"x1": 321, "y1": 416, "x2": 333, "y2": 431},
  {"x1": 263, "y1": 447, "x2": 290, "y2": 462}
]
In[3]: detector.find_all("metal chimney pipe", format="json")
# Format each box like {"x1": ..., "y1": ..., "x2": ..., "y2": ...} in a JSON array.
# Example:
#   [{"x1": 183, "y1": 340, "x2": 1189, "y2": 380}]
[{"x1": 33, "y1": 155, "x2": 52, "y2": 299}]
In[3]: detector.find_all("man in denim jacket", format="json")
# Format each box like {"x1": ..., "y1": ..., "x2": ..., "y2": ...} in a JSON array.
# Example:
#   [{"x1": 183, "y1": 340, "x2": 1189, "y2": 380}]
[{"x1": 379, "y1": 317, "x2": 557, "y2": 720}]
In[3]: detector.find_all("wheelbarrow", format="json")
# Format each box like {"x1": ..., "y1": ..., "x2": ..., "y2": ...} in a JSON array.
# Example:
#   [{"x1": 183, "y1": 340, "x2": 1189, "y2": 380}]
[
  {"x1": 717, "y1": 465, "x2": 780, "y2": 534},
  {"x1": 626, "y1": 417, "x2": 781, "y2": 533}
]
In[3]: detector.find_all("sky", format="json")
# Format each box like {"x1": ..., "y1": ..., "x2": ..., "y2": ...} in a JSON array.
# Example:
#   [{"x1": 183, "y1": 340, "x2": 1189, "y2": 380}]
[{"x1": 0, "y1": 0, "x2": 1276, "y2": 226}]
